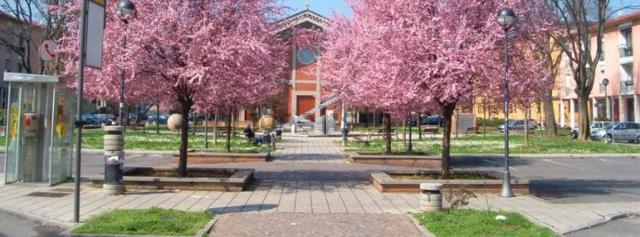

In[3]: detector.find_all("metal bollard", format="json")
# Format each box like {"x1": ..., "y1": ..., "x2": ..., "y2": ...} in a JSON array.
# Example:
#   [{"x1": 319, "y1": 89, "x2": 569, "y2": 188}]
[
  {"x1": 103, "y1": 126, "x2": 125, "y2": 195},
  {"x1": 419, "y1": 183, "x2": 443, "y2": 212}
]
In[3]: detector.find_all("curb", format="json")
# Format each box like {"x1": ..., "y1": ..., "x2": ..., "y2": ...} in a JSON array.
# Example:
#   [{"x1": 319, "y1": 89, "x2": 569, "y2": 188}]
[
  {"x1": 407, "y1": 213, "x2": 436, "y2": 237},
  {"x1": 452, "y1": 154, "x2": 640, "y2": 159},
  {"x1": 560, "y1": 212, "x2": 640, "y2": 235}
]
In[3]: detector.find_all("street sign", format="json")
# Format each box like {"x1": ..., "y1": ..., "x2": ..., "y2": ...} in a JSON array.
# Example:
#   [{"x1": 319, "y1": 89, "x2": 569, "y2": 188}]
[
  {"x1": 4, "y1": 72, "x2": 59, "y2": 83},
  {"x1": 85, "y1": 0, "x2": 106, "y2": 69},
  {"x1": 38, "y1": 40, "x2": 58, "y2": 61}
]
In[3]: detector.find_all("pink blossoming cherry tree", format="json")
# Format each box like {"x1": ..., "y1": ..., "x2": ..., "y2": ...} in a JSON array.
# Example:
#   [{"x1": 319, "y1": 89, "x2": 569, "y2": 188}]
[{"x1": 60, "y1": 0, "x2": 286, "y2": 176}]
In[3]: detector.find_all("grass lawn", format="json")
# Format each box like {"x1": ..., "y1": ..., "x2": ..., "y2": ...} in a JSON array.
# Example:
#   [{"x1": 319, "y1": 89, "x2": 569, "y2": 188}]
[
  {"x1": 414, "y1": 209, "x2": 556, "y2": 237},
  {"x1": 72, "y1": 208, "x2": 213, "y2": 236},
  {"x1": 346, "y1": 133, "x2": 640, "y2": 154},
  {"x1": 0, "y1": 129, "x2": 270, "y2": 152},
  {"x1": 81, "y1": 129, "x2": 272, "y2": 152}
]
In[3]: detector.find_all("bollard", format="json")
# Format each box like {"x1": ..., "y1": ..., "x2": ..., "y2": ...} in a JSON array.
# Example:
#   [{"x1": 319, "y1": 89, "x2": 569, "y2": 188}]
[
  {"x1": 103, "y1": 126, "x2": 125, "y2": 195},
  {"x1": 419, "y1": 183, "x2": 443, "y2": 212}
]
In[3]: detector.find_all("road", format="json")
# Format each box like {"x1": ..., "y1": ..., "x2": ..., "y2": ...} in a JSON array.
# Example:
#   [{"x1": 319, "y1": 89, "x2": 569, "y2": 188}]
[{"x1": 0, "y1": 211, "x2": 64, "y2": 237}]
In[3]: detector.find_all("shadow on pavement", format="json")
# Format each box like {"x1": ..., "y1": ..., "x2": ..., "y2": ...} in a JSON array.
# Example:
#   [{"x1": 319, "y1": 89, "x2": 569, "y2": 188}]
[{"x1": 530, "y1": 179, "x2": 640, "y2": 200}]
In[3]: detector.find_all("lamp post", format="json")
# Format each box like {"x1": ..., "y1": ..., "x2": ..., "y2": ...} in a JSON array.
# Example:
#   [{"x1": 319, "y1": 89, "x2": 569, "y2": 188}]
[
  {"x1": 602, "y1": 78, "x2": 609, "y2": 122},
  {"x1": 116, "y1": 0, "x2": 136, "y2": 126},
  {"x1": 496, "y1": 7, "x2": 516, "y2": 198}
]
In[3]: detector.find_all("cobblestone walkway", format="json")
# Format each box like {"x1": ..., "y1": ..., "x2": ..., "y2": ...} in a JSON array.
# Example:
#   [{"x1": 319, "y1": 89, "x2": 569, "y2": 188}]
[
  {"x1": 210, "y1": 213, "x2": 425, "y2": 237},
  {"x1": 271, "y1": 136, "x2": 346, "y2": 163}
]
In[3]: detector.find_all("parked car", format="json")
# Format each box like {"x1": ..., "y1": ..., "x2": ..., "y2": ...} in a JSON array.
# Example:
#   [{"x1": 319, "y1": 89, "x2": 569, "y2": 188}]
[
  {"x1": 497, "y1": 119, "x2": 538, "y2": 133},
  {"x1": 422, "y1": 116, "x2": 444, "y2": 126},
  {"x1": 147, "y1": 114, "x2": 169, "y2": 124},
  {"x1": 589, "y1": 121, "x2": 613, "y2": 140},
  {"x1": 94, "y1": 114, "x2": 116, "y2": 125},
  {"x1": 605, "y1": 122, "x2": 640, "y2": 144},
  {"x1": 81, "y1": 113, "x2": 100, "y2": 125}
]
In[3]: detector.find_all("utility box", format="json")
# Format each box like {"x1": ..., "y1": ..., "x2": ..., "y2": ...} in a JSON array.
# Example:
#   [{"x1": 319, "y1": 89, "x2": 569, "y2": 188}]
[{"x1": 3, "y1": 73, "x2": 75, "y2": 185}]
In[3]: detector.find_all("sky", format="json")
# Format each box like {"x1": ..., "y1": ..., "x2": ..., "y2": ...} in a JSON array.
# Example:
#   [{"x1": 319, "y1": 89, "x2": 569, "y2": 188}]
[
  {"x1": 279, "y1": 0, "x2": 352, "y2": 17},
  {"x1": 279, "y1": 0, "x2": 638, "y2": 18}
]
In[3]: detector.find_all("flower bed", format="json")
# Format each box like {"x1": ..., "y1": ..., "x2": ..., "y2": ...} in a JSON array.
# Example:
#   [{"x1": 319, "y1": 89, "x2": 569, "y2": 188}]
[
  {"x1": 370, "y1": 170, "x2": 529, "y2": 194},
  {"x1": 171, "y1": 152, "x2": 271, "y2": 165},
  {"x1": 349, "y1": 152, "x2": 441, "y2": 168},
  {"x1": 89, "y1": 167, "x2": 254, "y2": 191}
]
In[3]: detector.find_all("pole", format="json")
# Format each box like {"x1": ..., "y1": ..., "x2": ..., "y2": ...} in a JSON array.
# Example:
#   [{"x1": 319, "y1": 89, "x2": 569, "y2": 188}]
[
  {"x1": 204, "y1": 113, "x2": 209, "y2": 149},
  {"x1": 155, "y1": 101, "x2": 160, "y2": 134},
  {"x1": 118, "y1": 26, "x2": 127, "y2": 126},
  {"x1": 74, "y1": 0, "x2": 89, "y2": 223},
  {"x1": 501, "y1": 28, "x2": 514, "y2": 198}
]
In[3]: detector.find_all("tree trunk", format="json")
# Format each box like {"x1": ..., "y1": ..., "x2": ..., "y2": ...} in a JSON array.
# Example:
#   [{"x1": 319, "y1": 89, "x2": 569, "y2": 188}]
[
  {"x1": 402, "y1": 121, "x2": 406, "y2": 149},
  {"x1": 213, "y1": 114, "x2": 218, "y2": 145},
  {"x1": 417, "y1": 114, "x2": 422, "y2": 140},
  {"x1": 543, "y1": 92, "x2": 558, "y2": 136},
  {"x1": 156, "y1": 102, "x2": 160, "y2": 135},
  {"x1": 225, "y1": 111, "x2": 232, "y2": 152},
  {"x1": 373, "y1": 112, "x2": 377, "y2": 128},
  {"x1": 408, "y1": 115, "x2": 413, "y2": 152},
  {"x1": 441, "y1": 103, "x2": 456, "y2": 179},
  {"x1": 577, "y1": 94, "x2": 591, "y2": 140},
  {"x1": 524, "y1": 107, "x2": 529, "y2": 147},
  {"x1": 177, "y1": 101, "x2": 191, "y2": 177},
  {"x1": 483, "y1": 99, "x2": 487, "y2": 138},
  {"x1": 383, "y1": 113, "x2": 392, "y2": 155},
  {"x1": 204, "y1": 114, "x2": 209, "y2": 149},
  {"x1": 192, "y1": 113, "x2": 197, "y2": 136}
]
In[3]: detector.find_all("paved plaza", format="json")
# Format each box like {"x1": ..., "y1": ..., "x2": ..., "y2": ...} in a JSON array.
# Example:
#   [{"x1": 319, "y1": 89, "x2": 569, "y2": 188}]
[{"x1": 0, "y1": 135, "x2": 639, "y2": 235}]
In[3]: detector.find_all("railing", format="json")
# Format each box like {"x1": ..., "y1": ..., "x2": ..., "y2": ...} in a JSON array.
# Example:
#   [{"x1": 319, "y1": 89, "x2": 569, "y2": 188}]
[
  {"x1": 621, "y1": 80, "x2": 634, "y2": 94},
  {"x1": 619, "y1": 45, "x2": 633, "y2": 57}
]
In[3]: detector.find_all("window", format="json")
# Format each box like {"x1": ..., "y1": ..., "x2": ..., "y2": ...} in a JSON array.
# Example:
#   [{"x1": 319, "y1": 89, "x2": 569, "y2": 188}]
[
  {"x1": 599, "y1": 69, "x2": 606, "y2": 93},
  {"x1": 621, "y1": 64, "x2": 634, "y2": 94},
  {"x1": 619, "y1": 27, "x2": 633, "y2": 57}
]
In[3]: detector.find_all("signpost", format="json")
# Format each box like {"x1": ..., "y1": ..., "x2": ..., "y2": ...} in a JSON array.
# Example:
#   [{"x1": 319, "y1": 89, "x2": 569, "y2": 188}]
[
  {"x1": 38, "y1": 40, "x2": 58, "y2": 61},
  {"x1": 74, "y1": 0, "x2": 106, "y2": 223}
]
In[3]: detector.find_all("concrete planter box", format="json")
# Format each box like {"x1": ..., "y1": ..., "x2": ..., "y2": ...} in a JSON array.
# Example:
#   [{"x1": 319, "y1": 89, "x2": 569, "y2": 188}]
[
  {"x1": 349, "y1": 152, "x2": 441, "y2": 168},
  {"x1": 370, "y1": 170, "x2": 529, "y2": 194},
  {"x1": 90, "y1": 167, "x2": 254, "y2": 192},
  {"x1": 171, "y1": 152, "x2": 271, "y2": 165}
]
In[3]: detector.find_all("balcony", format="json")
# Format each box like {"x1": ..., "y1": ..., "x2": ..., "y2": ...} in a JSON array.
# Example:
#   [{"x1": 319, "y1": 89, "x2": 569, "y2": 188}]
[
  {"x1": 621, "y1": 80, "x2": 634, "y2": 94},
  {"x1": 619, "y1": 44, "x2": 633, "y2": 57}
]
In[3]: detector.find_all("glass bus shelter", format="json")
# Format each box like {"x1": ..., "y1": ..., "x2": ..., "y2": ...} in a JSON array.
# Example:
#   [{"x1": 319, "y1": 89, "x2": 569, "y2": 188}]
[{"x1": 3, "y1": 72, "x2": 74, "y2": 185}]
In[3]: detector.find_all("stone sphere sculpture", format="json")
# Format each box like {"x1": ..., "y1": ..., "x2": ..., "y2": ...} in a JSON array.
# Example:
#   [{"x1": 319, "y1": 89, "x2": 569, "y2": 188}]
[
  {"x1": 167, "y1": 113, "x2": 183, "y2": 132},
  {"x1": 258, "y1": 115, "x2": 276, "y2": 130}
]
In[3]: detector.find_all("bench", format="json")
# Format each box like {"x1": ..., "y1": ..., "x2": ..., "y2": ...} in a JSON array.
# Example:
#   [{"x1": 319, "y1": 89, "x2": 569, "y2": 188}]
[
  {"x1": 465, "y1": 126, "x2": 480, "y2": 134},
  {"x1": 422, "y1": 126, "x2": 439, "y2": 138}
]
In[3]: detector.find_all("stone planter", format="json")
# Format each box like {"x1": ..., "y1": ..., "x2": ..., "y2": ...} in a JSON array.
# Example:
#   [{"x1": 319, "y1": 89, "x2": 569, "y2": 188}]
[
  {"x1": 89, "y1": 167, "x2": 254, "y2": 191},
  {"x1": 370, "y1": 170, "x2": 529, "y2": 194},
  {"x1": 171, "y1": 152, "x2": 270, "y2": 165},
  {"x1": 349, "y1": 152, "x2": 441, "y2": 168}
]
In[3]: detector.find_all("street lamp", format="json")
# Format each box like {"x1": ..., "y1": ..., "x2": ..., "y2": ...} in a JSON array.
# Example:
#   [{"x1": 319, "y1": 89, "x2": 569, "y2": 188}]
[
  {"x1": 496, "y1": 7, "x2": 516, "y2": 198},
  {"x1": 116, "y1": 0, "x2": 136, "y2": 125},
  {"x1": 602, "y1": 78, "x2": 609, "y2": 122}
]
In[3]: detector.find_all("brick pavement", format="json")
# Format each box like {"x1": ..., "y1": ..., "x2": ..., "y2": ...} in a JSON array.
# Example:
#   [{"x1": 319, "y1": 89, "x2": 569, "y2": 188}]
[
  {"x1": 210, "y1": 213, "x2": 425, "y2": 237},
  {"x1": 0, "y1": 135, "x2": 639, "y2": 235}
]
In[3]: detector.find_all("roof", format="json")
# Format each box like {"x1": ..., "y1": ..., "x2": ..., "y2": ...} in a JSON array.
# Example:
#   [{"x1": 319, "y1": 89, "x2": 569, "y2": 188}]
[
  {"x1": 0, "y1": 11, "x2": 46, "y2": 29},
  {"x1": 590, "y1": 11, "x2": 640, "y2": 31},
  {"x1": 275, "y1": 9, "x2": 330, "y2": 32}
]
